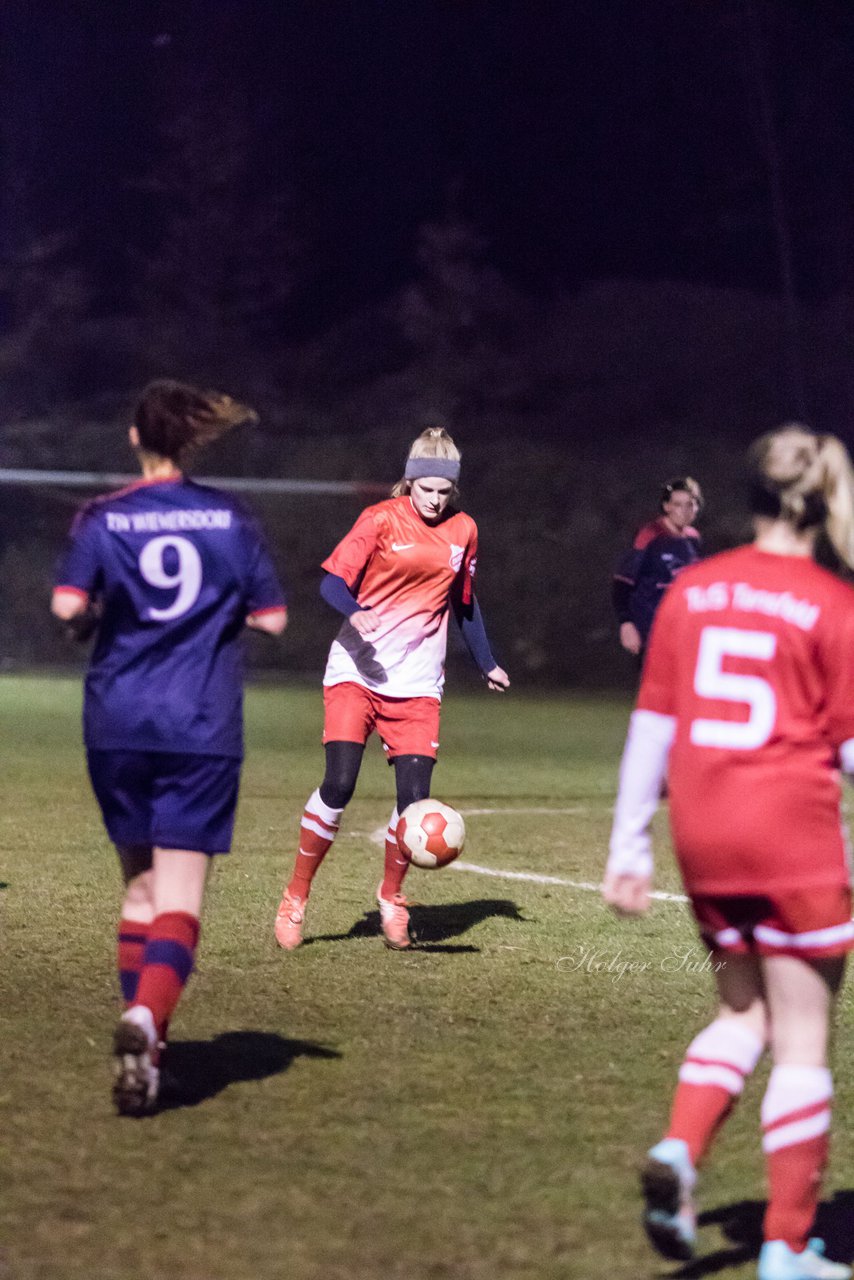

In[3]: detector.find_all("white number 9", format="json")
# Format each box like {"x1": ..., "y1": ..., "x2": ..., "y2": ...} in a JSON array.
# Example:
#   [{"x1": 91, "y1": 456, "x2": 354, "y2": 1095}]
[{"x1": 138, "y1": 535, "x2": 203, "y2": 621}]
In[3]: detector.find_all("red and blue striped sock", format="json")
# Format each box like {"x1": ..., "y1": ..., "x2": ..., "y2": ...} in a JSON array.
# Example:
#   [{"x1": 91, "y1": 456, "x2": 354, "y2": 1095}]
[
  {"x1": 132, "y1": 911, "x2": 200, "y2": 1042},
  {"x1": 117, "y1": 918, "x2": 151, "y2": 1006}
]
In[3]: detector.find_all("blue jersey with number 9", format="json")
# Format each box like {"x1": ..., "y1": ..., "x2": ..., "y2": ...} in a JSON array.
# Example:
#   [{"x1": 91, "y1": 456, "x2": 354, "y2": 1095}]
[{"x1": 55, "y1": 476, "x2": 286, "y2": 757}]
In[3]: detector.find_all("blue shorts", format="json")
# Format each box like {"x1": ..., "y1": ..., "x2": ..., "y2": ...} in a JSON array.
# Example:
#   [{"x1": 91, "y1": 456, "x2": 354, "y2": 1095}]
[{"x1": 86, "y1": 750, "x2": 242, "y2": 856}]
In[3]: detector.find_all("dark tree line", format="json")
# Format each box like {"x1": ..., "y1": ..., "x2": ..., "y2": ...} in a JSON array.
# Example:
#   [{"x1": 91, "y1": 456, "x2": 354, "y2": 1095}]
[
  {"x1": 2, "y1": 2, "x2": 854, "y2": 681},
  {"x1": 1, "y1": 1, "x2": 854, "y2": 418}
]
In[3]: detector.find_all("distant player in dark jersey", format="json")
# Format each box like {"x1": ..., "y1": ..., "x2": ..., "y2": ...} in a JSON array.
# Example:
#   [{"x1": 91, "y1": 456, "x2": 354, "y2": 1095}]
[
  {"x1": 52, "y1": 380, "x2": 287, "y2": 1116},
  {"x1": 612, "y1": 477, "x2": 703, "y2": 657},
  {"x1": 605, "y1": 427, "x2": 854, "y2": 1279},
  {"x1": 274, "y1": 427, "x2": 509, "y2": 952}
]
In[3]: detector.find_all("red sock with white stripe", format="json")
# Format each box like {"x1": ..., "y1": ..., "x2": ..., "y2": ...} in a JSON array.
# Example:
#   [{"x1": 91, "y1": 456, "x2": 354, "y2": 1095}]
[
  {"x1": 762, "y1": 1064, "x2": 832, "y2": 1252},
  {"x1": 666, "y1": 1018, "x2": 764, "y2": 1165},
  {"x1": 380, "y1": 807, "x2": 410, "y2": 900},
  {"x1": 287, "y1": 789, "x2": 343, "y2": 901}
]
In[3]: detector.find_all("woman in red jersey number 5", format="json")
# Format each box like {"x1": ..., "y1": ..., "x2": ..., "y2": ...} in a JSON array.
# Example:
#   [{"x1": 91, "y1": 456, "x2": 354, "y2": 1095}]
[
  {"x1": 275, "y1": 427, "x2": 509, "y2": 951},
  {"x1": 605, "y1": 426, "x2": 854, "y2": 1280}
]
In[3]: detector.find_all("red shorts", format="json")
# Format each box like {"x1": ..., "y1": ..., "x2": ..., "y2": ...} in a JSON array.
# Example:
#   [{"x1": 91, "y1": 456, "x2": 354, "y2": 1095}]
[
  {"x1": 690, "y1": 887, "x2": 854, "y2": 959},
  {"x1": 322, "y1": 682, "x2": 441, "y2": 760}
]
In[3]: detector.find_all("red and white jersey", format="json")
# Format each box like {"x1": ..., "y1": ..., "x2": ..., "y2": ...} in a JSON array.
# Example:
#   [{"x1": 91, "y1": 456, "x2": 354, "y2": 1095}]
[
  {"x1": 321, "y1": 495, "x2": 477, "y2": 698},
  {"x1": 639, "y1": 545, "x2": 854, "y2": 894}
]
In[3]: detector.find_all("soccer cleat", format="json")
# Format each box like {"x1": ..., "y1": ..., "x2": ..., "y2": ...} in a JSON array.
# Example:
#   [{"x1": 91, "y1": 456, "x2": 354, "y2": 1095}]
[
  {"x1": 376, "y1": 886, "x2": 413, "y2": 950},
  {"x1": 112, "y1": 1012, "x2": 160, "y2": 1117},
  {"x1": 758, "y1": 1239, "x2": 852, "y2": 1280},
  {"x1": 640, "y1": 1137, "x2": 697, "y2": 1260},
  {"x1": 274, "y1": 890, "x2": 306, "y2": 951}
]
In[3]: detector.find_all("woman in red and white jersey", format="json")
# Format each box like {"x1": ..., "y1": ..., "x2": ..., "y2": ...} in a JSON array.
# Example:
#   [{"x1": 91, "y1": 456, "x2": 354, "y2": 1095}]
[
  {"x1": 275, "y1": 428, "x2": 509, "y2": 951},
  {"x1": 605, "y1": 425, "x2": 854, "y2": 1280}
]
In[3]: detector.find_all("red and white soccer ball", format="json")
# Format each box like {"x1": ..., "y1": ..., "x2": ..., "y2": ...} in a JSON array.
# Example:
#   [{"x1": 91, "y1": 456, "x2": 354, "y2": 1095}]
[{"x1": 397, "y1": 799, "x2": 466, "y2": 870}]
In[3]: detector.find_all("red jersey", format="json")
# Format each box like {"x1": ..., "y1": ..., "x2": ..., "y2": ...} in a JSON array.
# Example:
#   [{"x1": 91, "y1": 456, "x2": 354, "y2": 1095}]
[
  {"x1": 638, "y1": 545, "x2": 854, "y2": 894},
  {"x1": 321, "y1": 496, "x2": 477, "y2": 698}
]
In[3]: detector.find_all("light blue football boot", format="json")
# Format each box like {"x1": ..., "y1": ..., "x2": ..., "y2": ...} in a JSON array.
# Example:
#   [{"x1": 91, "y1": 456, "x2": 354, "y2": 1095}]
[
  {"x1": 640, "y1": 1137, "x2": 697, "y2": 1260},
  {"x1": 758, "y1": 1238, "x2": 851, "y2": 1280}
]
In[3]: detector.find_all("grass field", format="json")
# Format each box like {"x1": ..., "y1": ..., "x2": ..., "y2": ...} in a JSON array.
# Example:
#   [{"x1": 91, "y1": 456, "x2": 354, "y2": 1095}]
[{"x1": 3, "y1": 674, "x2": 854, "y2": 1280}]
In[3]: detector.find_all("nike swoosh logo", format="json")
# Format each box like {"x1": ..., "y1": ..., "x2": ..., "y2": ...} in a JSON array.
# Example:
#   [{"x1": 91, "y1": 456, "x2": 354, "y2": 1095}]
[{"x1": 391, "y1": 542, "x2": 414, "y2": 552}]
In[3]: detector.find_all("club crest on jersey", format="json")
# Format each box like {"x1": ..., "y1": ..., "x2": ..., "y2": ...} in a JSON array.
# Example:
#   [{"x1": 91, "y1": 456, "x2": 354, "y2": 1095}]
[{"x1": 449, "y1": 543, "x2": 465, "y2": 572}]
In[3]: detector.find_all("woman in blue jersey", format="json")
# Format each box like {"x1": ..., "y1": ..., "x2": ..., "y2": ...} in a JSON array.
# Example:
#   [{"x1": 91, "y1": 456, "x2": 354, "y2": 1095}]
[
  {"x1": 52, "y1": 380, "x2": 287, "y2": 1116},
  {"x1": 612, "y1": 477, "x2": 703, "y2": 658}
]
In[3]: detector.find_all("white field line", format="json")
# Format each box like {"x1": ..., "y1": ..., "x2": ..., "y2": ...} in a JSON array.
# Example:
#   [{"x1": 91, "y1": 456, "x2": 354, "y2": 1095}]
[
  {"x1": 359, "y1": 806, "x2": 585, "y2": 839},
  {"x1": 450, "y1": 860, "x2": 689, "y2": 904},
  {"x1": 360, "y1": 812, "x2": 689, "y2": 905},
  {"x1": 459, "y1": 806, "x2": 588, "y2": 817}
]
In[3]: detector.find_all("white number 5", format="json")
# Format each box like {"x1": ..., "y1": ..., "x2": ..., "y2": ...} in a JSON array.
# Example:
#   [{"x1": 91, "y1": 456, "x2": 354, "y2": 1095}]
[
  {"x1": 691, "y1": 626, "x2": 777, "y2": 750},
  {"x1": 138, "y1": 535, "x2": 203, "y2": 621}
]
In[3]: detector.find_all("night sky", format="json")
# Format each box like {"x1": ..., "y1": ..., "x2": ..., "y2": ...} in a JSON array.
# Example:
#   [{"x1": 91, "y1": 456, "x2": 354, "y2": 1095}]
[
  {"x1": 3, "y1": 2, "x2": 854, "y2": 673},
  {"x1": 3, "y1": 0, "x2": 854, "y2": 342}
]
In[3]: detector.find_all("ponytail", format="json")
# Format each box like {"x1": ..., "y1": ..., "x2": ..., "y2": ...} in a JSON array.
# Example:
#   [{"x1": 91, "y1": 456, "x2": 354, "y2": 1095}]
[
  {"x1": 134, "y1": 380, "x2": 258, "y2": 464},
  {"x1": 748, "y1": 423, "x2": 854, "y2": 570},
  {"x1": 819, "y1": 435, "x2": 854, "y2": 570}
]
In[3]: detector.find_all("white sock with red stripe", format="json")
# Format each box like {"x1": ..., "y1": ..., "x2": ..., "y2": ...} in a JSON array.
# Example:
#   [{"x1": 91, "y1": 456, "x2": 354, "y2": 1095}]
[
  {"x1": 287, "y1": 789, "x2": 343, "y2": 901},
  {"x1": 380, "y1": 807, "x2": 410, "y2": 900},
  {"x1": 762, "y1": 1064, "x2": 832, "y2": 1252},
  {"x1": 666, "y1": 1018, "x2": 764, "y2": 1164}
]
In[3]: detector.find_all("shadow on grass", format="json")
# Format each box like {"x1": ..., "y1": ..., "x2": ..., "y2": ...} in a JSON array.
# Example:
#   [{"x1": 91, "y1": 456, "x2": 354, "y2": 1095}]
[
  {"x1": 411, "y1": 897, "x2": 525, "y2": 942},
  {"x1": 307, "y1": 897, "x2": 524, "y2": 952},
  {"x1": 664, "y1": 1190, "x2": 854, "y2": 1277},
  {"x1": 159, "y1": 1030, "x2": 340, "y2": 1111}
]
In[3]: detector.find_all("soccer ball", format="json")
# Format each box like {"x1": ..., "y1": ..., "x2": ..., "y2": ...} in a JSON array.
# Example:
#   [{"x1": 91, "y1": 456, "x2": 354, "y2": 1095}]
[{"x1": 397, "y1": 799, "x2": 466, "y2": 870}]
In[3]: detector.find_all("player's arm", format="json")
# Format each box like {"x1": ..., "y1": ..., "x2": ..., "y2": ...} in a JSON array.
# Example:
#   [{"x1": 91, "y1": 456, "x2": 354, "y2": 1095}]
[
  {"x1": 242, "y1": 517, "x2": 289, "y2": 635},
  {"x1": 611, "y1": 573, "x2": 635, "y2": 622},
  {"x1": 451, "y1": 524, "x2": 508, "y2": 690},
  {"x1": 320, "y1": 510, "x2": 382, "y2": 636},
  {"x1": 319, "y1": 571, "x2": 360, "y2": 617},
  {"x1": 605, "y1": 590, "x2": 680, "y2": 914},
  {"x1": 51, "y1": 587, "x2": 89, "y2": 621},
  {"x1": 246, "y1": 606, "x2": 288, "y2": 635},
  {"x1": 51, "y1": 588, "x2": 102, "y2": 642},
  {"x1": 320, "y1": 573, "x2": 381, "y2": 636},
  {"x1": 450, "y1": 591, "x2": 509, "y2": 692},
  {"x1": 821, "y1": 599, "x2": 854, "y2": 780},
  {"x1": 604, "y1": 708, "x2": 674, "y2": 915},
  {"x1": 613, "y1": 544, "x2": 644, "y2": 654},
  {"x1": 52, "y1": 505, "x2": 104, "y2": 641}
]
